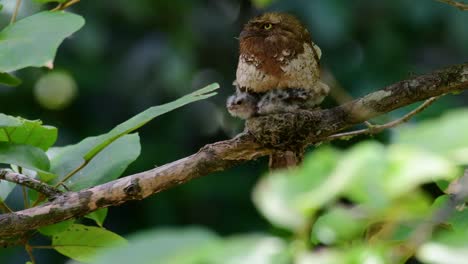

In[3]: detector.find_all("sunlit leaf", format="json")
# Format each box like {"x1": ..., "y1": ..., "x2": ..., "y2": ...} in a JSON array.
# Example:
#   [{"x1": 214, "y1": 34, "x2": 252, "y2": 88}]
[
  {"x1": 384, "y1": 145, "x2": 459, "y2": 198},
  {"x1": 396, "y1": 108, "x2": 468, "y2": 164},
  {"x1": 296, "y1": 142, "x2": 382, "y2": 214},
  {"x1": 253, "y1": 146, "x2": 340, "y2": 231},
  {"x1": 0, "y1": 11, "x2": 84, "y2": 72},
  {"x1": 0, "y1": 115, "x2": 58, "y2": 151},
  {"x1": 53, "y1": 224, "x2": 127, "y2": 263},
  {"x1": 311, "y1": 206, "x2": 368, "y2": 245}
]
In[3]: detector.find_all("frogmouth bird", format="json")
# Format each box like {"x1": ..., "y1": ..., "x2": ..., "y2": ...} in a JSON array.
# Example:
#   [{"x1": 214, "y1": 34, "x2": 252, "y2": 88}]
[{"x1": 227, "y1": 12, "x2": 329, "y2": 119}]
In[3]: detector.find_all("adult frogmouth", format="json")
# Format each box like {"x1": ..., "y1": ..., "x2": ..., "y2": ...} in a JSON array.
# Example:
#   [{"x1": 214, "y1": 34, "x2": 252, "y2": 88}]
[{"x1": 227, "y1": 12, "x2": 329, "y2": 119}]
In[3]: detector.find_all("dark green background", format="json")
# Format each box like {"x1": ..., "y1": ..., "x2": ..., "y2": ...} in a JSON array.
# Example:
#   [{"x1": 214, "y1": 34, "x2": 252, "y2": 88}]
[{"x1": 0, "y1": 0, "x2": 467, "y2": 263}]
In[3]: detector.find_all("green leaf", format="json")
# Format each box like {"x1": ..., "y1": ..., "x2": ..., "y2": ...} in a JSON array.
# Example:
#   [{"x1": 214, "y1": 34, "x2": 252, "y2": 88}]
[
  {"x1": 0, "y1": 72, "x2": 22, "y2": 86},
  {"x1": 297, "y1": 142, "x2": 384, "y2": 213},
  {"x1": 85, "y1": 208, "x2": 108, "y2": 227},
  {"x1": 52, "y1": 224, "x2": 127, "y2": 263},
  {"x1": 50, "y1": 83, "x2": 218, "y2": 189},
  {"x1": 384, "y1": 145, "x2": 459, "y2": 198},
  {"x1": 0, "y1": 11, "x2": 85, "y2": 72},
  {"x1": 205, "y1": 234, "x2": 289, "y2": 264},
  {"x1": 0, "y1": 142, "x2": 52, "y2": 176},
  {"x1": 94, "y1": 227, "x2": 219, "y2": 264},
  {"x1": 0, "y1": 115, "x2": 58, "y2": 151},
  {"x1": 396, "y1": 108, "x2": 468, "y2": 164},
  {"x1": 82, "y1": 83, "x2": 218, "y2": 161},
  {"x1": 311, "y1": 206, "x2": 368, "y2": 245},
  {"x1": 417, "y1": 227, "x2": 468, "y2": 264},
  {"x1": 253, "y1": 146, "x2": 340, "y2": 231},
  {"x1": 39, "y1": 219, "x2": 75, "y2": 236},
  {"x1": 51, "y1": 133, "x2": 140, "y2": 190},
  {"x1": 342, "y1": 142, "x2": 389, "y2": 209}
]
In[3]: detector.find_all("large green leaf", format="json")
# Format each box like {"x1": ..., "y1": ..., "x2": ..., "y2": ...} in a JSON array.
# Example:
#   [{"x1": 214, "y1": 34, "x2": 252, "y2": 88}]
[
  {"x1": 0, "y1": 11, "x2": 85, "y2": 72},
  {"x1": 252, "y1": 147, "x2": 340, "y2": 231},
  {"x1": 311, "y1": 206, "x2": 368, "y2": 245},
  {"x1": 49, "y1": 83, "x2": 218, "y2": 188},
  {"x1": 0, "y1": 72, "x2": 21, "y2": 86},
  {"x1": 51, "y1": 133, "x2": 141, "y2": 190},
  {"x1": 53, "y1": 224, "x2": 127, "y2": 263},
  {"x1": 0, "y1": 115, "x2": 58, "y2": 151},
  {"x1": 0, "y1": 142, "x2": 51, "y2": 174},
  {"x1": 396, "y1": 108, "x2": 468, "y2": 164},
  {"x1": 94, "y1": 227, "x2": 219, "y2": 264}
]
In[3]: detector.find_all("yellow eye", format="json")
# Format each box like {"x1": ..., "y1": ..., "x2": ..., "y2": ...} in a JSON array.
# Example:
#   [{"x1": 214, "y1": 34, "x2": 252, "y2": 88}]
[{"x1": 263, "y1": 23, "x2": 273, "y2": 30}]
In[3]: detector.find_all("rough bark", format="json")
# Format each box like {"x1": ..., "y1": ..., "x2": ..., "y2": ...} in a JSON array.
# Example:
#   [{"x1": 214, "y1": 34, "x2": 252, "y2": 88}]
[{"x1": 0, "y1": 63, "x2": 467, "y2": 244}]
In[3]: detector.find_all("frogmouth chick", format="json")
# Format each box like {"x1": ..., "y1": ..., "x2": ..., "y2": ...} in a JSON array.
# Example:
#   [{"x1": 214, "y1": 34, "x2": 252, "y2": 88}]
[{"x1": 227, "y1": 12, "x2": 329, "y2": 119}]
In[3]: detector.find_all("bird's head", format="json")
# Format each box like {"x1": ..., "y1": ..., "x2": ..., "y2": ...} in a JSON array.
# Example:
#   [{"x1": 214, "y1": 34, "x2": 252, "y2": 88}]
[{"x1": 239, "y1": 12, "x2": 312, "y2": 56}]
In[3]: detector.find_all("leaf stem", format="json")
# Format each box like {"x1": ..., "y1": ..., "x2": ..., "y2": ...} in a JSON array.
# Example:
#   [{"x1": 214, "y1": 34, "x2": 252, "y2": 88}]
[
  {"x1": 52, "y1": 0, "x2": 81, "y2": 11},
  {"x1": 0, "y1": 200, "x2": 13, "y2": 213},
  {"x1": 25, "y1": 243, "x2": 36, "y2": 264},
  {"x1": 54, "y1": 160, "x2": 87, "y2": 188},
  {"x1": 9, "y1": 0, "x2": 22, "y2": 24},
  {"x1": 32, "y1": 160, "x2": 87, "y2": 207}
]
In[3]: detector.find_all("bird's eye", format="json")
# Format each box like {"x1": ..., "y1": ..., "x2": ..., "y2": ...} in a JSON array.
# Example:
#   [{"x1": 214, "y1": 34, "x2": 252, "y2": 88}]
[{"x1": 263, "y1": 23, "x2": 273, "y2": 30}]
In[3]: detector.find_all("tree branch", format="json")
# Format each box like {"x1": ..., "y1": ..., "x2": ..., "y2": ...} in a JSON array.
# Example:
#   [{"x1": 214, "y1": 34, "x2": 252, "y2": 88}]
[
  {"x1": 0, "y1": 169, "x2": 62, "y2": 199},
  {"x1": 0, "y1": 63, "x2": 467, "y2": 244},
  {"x1": 436, "y1": 0, "x2": 468, "y2": 11}
]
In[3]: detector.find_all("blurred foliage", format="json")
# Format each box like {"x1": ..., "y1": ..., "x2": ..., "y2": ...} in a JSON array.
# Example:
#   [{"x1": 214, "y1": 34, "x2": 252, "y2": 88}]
[{"x1": 1, "y1": 0, "x2": 468, "y2": 263}]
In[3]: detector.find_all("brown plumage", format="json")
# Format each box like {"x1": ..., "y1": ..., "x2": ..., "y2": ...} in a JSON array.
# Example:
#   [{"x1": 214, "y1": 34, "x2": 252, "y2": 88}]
[
  {"x1": 227, "y1": 12, "x2": 329, "y2": 119},
  {"x1": 236, "y1": 12, "x2": 325, "y2": 94}
]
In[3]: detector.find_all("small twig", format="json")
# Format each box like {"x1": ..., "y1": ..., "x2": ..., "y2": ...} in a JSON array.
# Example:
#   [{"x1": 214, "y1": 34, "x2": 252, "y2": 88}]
[
  {"x1": 436, "y1": 0, "x2": 468, "y2": 10},
  {"x1": 32, "y1": 160, "x2": 86, "y2": 207},
  {"x1": 51, "y1": 0, "x2": 80, "y2": 11},
  {"x1": 9, "y1": 0, "x2": 22, "y2": 24},
  {"x1": 25, "y1": 243, "x2": 36, "y2": 264},
  {"x1": 0, "y1": 169, "x2": 62, "y2": 200},
  {"x1": 0, "y1": 200, "x2": 13, "y2": 213},
  {"x1": 323, "y1": 96, "x2": 440, "y2": 141}
]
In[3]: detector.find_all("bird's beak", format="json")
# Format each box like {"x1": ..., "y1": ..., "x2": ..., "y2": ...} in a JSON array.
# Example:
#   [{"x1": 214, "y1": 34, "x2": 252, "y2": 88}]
[{"x1": 239, "y1": 30, "x2": 257, "y2": 40}]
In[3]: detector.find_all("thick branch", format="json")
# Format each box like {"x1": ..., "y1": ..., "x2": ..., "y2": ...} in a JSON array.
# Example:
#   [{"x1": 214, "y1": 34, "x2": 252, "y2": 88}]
[{"x1": 0, "y1": 63, "x2": 467, "y2": 243}]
